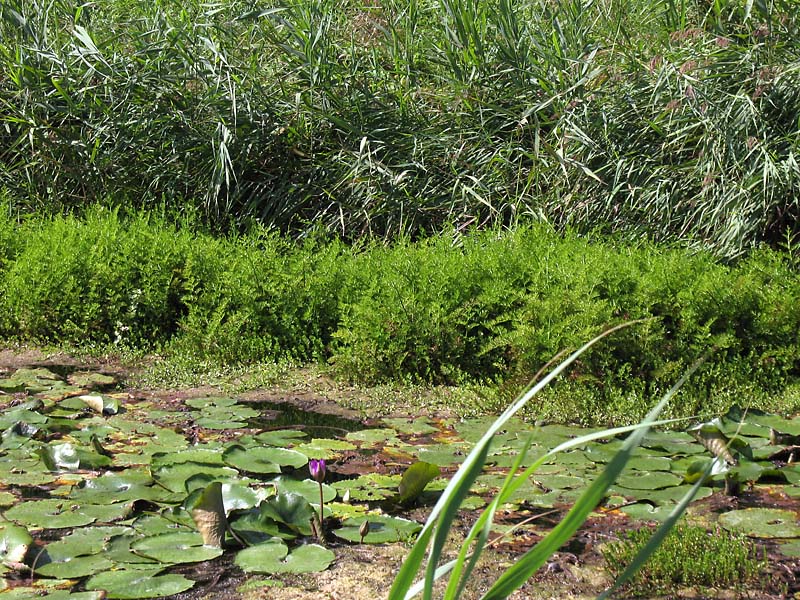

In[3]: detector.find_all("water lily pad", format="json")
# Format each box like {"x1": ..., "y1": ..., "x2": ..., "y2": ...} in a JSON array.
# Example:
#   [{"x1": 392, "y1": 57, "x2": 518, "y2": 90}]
[
  {"x1": 345, "y1": 428, "x2": 400, "y2": 448},
  {"x1": 253, "y1": 430, "x2": 308, "y2": 446},
  {"x1": 620, "y1": 502, "x2": 676, "y2": 522},
  {"x1": 615, "y1": 471, "x2": 683, "y2": 490},
  {"x1": 40, "y1": 526, "x2": 132, "y2": 561},
  {"x1": 37, "y1": 442, "x2": 112, "y2": 471},
  {"x1": 382, "y1": 417, "x2": 438, "y2": 435},
  {"x1": 4, "y1": 499, "x2": 132, "y2": 529},
  {"x1": 255, "y1": 492, "x2": 316, "y2": 536},
  {"x1": 270, "y1": 476, "x2": 337, "y2": 504},
  {"x1": 235, "y1": 539, "x2": 334, "y2": 574},
  {"x1": 398, "y1": 462, "x2": 440, "y2": 504},
  {"x1": 333, "y1": 514, "x2": 422, "y2": 543},
  {"x1": 151, "y1": 462, "x2": 240, "y2": 493},
  {"x1": 68, "y1": 372, "x2": 116, "y2": 388},
  {"x1": 612, "y1": 484, "x2": 713, "y2": 505},
  {"x1": 36, "y1": 553, "x2": 115, "y2": 578},
  {"x1": 223, "y1": 445, "x2": 307, "y2": 473},
  {"x1": 779, "y1": 540, "x2": 800, "y2": 557},
  {"x1": 0, "y1": 522, "x2": 31, "y2": 563},
  {"x1": 416, "y1": 443, "x2": 470, "y2": 466},
  {"x1": 0, "y1": 491, "x2": 16, "y2": 508},
  {"x1": 152, "y1": 448, "x2": 225, "y2": 466},
  {"x1": 185, "y1": 396, "x2": 240, "y2": 409},
  {"x1": 71, "y1": 473, "x2": 174, "y2": 504},
  {"x1": 102, "y1": 534, "x2": 159, "y2": 567},
  {"x1": 131, "y1": 531, "x2": 224, "y2": 564},
  {"x1": 0, "y1": 591, "x2": 102, "y2": 600},
  {"x1": 333, "y1": 474, "x2": 400, "y2": 502},
  {"x1": 294, "y1": 438, "x2": 356, "y2": 459},
  {"x1": 718, "y1": 508, "x2": 800, "y2": 538},
  {"x1": 86, "y1": 568, "x2": 194, "y2": 598}
]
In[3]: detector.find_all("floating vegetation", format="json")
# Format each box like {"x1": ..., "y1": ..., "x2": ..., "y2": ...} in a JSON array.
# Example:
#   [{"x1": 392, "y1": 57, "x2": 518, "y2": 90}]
[{"x1": 0, "y1": 366, "x2": 798, "y2": 597}]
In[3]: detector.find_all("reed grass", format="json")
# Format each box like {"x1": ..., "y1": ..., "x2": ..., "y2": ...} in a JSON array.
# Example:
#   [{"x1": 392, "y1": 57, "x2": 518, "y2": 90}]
[{"x1": 1, "y1": 0, "x2": 798, "y2": 256}]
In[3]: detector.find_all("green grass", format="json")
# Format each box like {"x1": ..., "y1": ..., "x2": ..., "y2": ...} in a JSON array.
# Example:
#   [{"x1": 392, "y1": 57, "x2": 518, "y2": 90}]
[
  {"x1": 602, "y1": 524, "x2": 768, "y2": 594},
  {"x1": 0, "y1": 209, "x2": 797, "y2": 425},
  {"x1": 1, "y1": 0, "x2": 798, "y2": 256}
]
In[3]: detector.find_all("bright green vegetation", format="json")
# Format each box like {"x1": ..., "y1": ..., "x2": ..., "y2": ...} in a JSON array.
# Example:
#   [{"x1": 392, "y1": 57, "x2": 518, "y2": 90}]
[
  {"x1": 1, "y1": 363, "x2": 798, "y2": 598},
  {"x1": 1, "y1": 0, "x2": 799, "y2": 257},
  {"x1": 0, "y1": 209, "x2": 798, "y2": 425},
  {"x1": 602, "y1": 524, "x2": 768, "y2": 594}
]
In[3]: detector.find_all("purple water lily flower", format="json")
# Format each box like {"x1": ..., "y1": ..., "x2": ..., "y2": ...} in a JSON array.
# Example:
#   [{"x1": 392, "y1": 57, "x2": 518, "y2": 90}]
[{"x1": 309, "y1": 458, "x2": 327, "y2": 483}]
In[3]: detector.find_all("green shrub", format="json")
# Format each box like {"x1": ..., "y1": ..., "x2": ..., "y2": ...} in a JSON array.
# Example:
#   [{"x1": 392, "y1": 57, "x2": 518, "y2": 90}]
[
  {"x1": 175, "y1": 229, "x2": 346, "y2": 363},
  {"x1": 0, "y1": 208, "x2": 191, "y2": 346}
]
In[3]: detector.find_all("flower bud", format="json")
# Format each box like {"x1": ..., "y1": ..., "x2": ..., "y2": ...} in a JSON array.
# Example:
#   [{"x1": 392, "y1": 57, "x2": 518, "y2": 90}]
[{"x1": 309, "y1": 458, "x2": 327, "y2": 483}]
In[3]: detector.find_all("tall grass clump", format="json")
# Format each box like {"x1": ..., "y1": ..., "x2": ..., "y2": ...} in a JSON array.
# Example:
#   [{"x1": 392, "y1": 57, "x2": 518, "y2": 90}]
[{"x1": 1, "y1": 0, "x2": 798, "y2": 254}]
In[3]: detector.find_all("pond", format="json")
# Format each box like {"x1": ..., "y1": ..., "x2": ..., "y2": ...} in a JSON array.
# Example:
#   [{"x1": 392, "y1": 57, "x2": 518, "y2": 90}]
[{"x1": 0, "y1": 361, "x2": 798, "y2": 599}]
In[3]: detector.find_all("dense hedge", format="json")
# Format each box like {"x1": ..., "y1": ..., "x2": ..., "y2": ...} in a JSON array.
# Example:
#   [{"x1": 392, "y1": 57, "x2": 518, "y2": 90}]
[{"x1": 0, "y1": 208, "x2": 797, "y2": 411}]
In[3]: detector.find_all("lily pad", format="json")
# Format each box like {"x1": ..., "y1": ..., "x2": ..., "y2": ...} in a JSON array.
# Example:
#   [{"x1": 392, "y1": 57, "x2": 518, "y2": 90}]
[
  {"x1": 39, "y1": 526, "x2": 132, "y2": 561},
  {"x1": 398, "y1": 462, "x2": 440, "y2": 504},
  {"x1": 36, "y1": 553, "x2": 115, "y2": 578},
  {"x1": 223, "y1": 444, "x2": 307, "y2": 473},
  {"x1": 333, "y1": 514, "x2": 423, "y2": 543},
  {"x1": 234, "y1": 539, "x2": 334, "y2": 574},
  {"x1": 615, "y1": 471, "x2": 683, "y2": 490},
  {"x1": 256, "y1": 492, "x2": 316, "y2": 536},
  {"x1": 253, "y1": 430, "x2": 308, "y2": 446},
  {"x1": 37, "y1": 442, "x2": 112, "y2": 471},
  {"x1": 718, "y1": 508, "x2": 800, "y2": 538},
  {"x1": 270, "y1": 476, "x2": 337, "y2": 504},
  {"x1": 86, "y1": 568, "x2": 195, "y2": 598},
  {"x1": 382, "y1": 417, "x2": 438, "y2": 435},
  {"x1": 185, "y1": 396, "x2": 240, "y2": 409},
  {"x1": 0, "y1": 522, "x2": 32, "y2": 563},
  {"x1": 131, "y1": 531, "x2": 224, "y2": 564},
  {"x1": 68, "y1": 372, "x2": 117, "y2": 388},
  {"x1": 620, "y1": 502, "x2": 677, "y2": 522},
  {"x1": 345, "y1": 428, "x2": 400, "y2": 448},
  {"x1": 4, "y1": 499, "x2": 132, "y2": 529},
  {"x1": 294, "y1": 438, "x2": 357, "y2": 459}
]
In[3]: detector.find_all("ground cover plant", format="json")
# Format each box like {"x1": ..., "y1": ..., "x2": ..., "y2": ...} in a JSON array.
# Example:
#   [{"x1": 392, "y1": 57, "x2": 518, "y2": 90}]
[
  {"x1": 602, "y1": 524, "x2": 768, "y2": 594},
  {"x1": 0, "y1": 0, "x2": 798, "y2": 256},
  {"x1": 0, "y1": 352, "x2": 797, "y2": 598}
]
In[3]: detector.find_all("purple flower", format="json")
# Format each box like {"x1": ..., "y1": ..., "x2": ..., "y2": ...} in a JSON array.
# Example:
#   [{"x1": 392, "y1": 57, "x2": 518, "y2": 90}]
[{"x1": 309, "y1": 458, "x2": 326, "y2": 483}]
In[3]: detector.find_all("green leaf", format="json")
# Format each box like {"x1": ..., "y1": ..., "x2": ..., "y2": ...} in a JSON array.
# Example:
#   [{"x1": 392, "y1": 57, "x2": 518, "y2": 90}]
[
  {"x1": 37, "y1": 442, "x2": 112, "y2": 471},
  {"x1": 235, "y1": 539, "x2": 334, "y2": 574},
  {"x1": 270, "y1": 475, "x2": 337, "y2": 504},
  {"x1": 4, "y1": 499, "x2": 132, "y2": 529},
  {"x1": 718, "y1": 508, "x2": 800, "y2": 538},
  {"x1": 398, "y1": 462, "x2": 441, "y2": 504},
  {"x1": 36, "y1": 553, "x2": 114, "y2": 578},
  {"x1": 253, "y1": 430, "x2": 308, "y2": 446},
  {"x1": 256, "y1": 492, "x2": 316, "y2": 536},
  {"x1": 333, "y1": 515, "x2": 423, "y2": 544},
  {"x1": 131, "y1": 531, "x2": 224, "y2": 564},
  {"x1": 615, "y1": 471, "x2": 683, "y2": 490},
  {"x1": 86, "y1": 568, "x2": 195, "y2": 598},
  {"x1": 223, "y1": 444, "x2": 307, "y2": 473},
  {"x1": 39, "y1": 526, "x2": 132, "y2": 562},
  {"x1": 0, "y1": 522, "x2": 32, "y2": 563}
]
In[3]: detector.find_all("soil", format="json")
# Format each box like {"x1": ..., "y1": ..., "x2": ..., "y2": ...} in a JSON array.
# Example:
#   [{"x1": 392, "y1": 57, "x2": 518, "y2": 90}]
[{"x1": 1, "y1": 349, "x2": 798, "y2": 600}]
